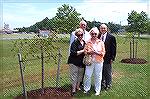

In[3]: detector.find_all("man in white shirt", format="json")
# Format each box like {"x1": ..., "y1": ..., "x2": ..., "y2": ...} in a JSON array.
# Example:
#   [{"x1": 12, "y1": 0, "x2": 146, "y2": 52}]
[
  {"x1": 69, "y1": 20, "x2": 91, "y2": 87},
  {"x1": 69, "y1": 20, "x2": 91, "y2": 45}
]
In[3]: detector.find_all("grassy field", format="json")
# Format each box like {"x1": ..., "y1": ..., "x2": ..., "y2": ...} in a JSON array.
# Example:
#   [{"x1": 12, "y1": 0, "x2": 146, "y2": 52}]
[{"x1": 0, "y1": 34, "x2": 149, "y2": 99}]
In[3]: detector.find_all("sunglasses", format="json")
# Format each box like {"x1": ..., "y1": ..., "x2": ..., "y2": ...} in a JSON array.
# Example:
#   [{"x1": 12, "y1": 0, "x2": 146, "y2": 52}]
[
  {"x1": 82, "y1": 24, "x2": 86, "y2": 26},
  {"x1": 91, "y1": 33, "x2": 97, "y2": 36},
  {"x1": 77, "y1": 34, "x2": 83, "y2": 37}
]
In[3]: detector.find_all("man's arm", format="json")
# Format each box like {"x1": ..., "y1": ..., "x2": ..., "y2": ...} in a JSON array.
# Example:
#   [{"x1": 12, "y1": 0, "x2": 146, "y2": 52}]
[
  {"x1": 111, "y1": 36, "x2": 117, "y2": 61},
  {"x1": 70, "y1": 31, "x2": 76, "y2": 46},
  {"x1": 68, "y1": 31, "x2": 76, "y2": 56}
]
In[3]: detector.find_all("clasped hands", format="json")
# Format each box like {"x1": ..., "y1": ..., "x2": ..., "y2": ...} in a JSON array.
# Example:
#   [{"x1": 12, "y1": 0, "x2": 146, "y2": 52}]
[{"x1": 84, "y1": 49, "x2": 103, "y2": 56}]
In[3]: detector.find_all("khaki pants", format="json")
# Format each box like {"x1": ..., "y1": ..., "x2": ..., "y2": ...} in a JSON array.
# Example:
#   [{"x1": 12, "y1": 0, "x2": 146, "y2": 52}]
[{"x1": 69, "y1": 64, "x2": 84, "y2": 89}]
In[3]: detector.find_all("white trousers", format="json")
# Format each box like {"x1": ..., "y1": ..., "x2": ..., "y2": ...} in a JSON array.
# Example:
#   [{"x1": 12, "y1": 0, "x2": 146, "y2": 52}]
[{"x1": 84, "y1": 62, "x2": 103, "y2": 93}]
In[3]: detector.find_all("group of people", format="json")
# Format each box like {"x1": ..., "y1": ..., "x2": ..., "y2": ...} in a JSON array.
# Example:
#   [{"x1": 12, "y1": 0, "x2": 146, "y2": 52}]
[{"x1": 67, "y1": 20, "x2": 117, "y2": 96}]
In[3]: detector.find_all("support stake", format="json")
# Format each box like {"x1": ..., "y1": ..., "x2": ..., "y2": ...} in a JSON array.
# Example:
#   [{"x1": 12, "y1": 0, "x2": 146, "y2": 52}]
[{"x1": 18, "y1": 53, "x2": 27, "y2": 99}]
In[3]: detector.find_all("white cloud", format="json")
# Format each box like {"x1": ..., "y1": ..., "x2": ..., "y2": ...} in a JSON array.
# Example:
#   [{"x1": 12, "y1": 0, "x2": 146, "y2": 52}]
[
  {"x1": 76, "y1": 0, "x2": 147, "y2": 25},
  {"x1": 2, "y1": 0, "x2": 148, "y2": 29}
]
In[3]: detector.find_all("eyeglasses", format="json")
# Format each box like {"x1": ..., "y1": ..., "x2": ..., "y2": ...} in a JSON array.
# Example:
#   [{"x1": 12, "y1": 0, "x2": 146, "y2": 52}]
[
  {"x1": 91, "y1": 33, "x2": 97, "y2": 36},
  {"x1": 77, "y1": 34, "x2": 83, "y2": 37}
]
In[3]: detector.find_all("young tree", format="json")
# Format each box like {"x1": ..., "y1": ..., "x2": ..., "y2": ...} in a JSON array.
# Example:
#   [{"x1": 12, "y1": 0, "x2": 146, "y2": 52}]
[
  {"x1": 126, "y1": 10, "x2": 149, "y2": 34},
  {"x1": 123, "y1": 10, "x2": 149, "y2": 61},
  {"x1": 53, "y1": 4, "x2": 81, "y2": 34}
]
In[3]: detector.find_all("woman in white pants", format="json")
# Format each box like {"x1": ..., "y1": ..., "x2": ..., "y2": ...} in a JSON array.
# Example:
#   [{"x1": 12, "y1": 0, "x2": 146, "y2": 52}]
[{"x1": 83, "y1": 27, "x2": 105, "y2": 96}]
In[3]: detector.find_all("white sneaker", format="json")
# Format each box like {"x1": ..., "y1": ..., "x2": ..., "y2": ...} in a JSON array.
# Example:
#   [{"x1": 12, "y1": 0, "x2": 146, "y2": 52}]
[
  {"x1": 95, "y1": 92, "x2": 100, "y2": 96},
  {"x1": 84, "y1": 90, "x2": 90, "y2": 95},
  {"x1": 83, "y1": 91, "x2": 87, "y2": 93}
]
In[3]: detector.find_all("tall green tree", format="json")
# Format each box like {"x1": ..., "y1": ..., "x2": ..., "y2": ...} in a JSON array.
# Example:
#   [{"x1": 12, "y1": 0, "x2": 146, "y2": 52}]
[
  {"x1": 86, "y1": 20, "x2": 101, "y2": 31},
  {"x1": 108, "y1": 22, "x2": 120, "y2": 33},
  {"x1": 53, "y1": 4, "x2": 81, "y2": 34},
  {"x1": 126, "y1": 10, "x2": 149, "y2": 34}
]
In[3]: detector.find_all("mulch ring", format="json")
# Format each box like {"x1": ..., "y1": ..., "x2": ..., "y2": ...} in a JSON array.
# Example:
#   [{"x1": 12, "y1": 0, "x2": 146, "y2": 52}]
[
  {"x1": 121, "y1": 58, "x2": 147, "y2": 64},
  {"x1": 14, "y1": 86, "x2": 73, "y2": 99}
]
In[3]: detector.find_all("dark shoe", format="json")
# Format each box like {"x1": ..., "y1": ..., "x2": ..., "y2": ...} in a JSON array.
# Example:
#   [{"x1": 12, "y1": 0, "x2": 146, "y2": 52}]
[
  {"x1": 83, "y1": 90, "x2": 88, "y2": 94},
  {"x1": 80, "y1": 82, "x2": 84, "y2": 88},
  {"x1": 105, "y1": 85, "x2": 111, "y2": 91},
  {"x1": 105, "y1": 87, "x2": 109, "y2": 91},
  {"x1": 107, "y1": 84, "x2": 112, "y2": 88},
  {"x1": 76, "y1": 87, "x2": 81, "y2": 91},
  {"x1": 71, "y1": 92, "x2": 76, "y2": 96},
  {"x1": 83, "y1": 90, "x2": 90, "y2": 95}
]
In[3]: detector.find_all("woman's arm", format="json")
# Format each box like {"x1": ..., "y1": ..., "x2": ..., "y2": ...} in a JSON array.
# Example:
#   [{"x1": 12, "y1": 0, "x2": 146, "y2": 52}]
[{"x1": 77, "y1": 50, "x2": 84, "y2": 55}]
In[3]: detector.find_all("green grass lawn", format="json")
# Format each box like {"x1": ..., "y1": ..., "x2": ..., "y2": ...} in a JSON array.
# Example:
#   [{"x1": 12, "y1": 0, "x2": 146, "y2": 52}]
[{"x1": 0, "y1": 34, "x2": 149, "y2": 99}]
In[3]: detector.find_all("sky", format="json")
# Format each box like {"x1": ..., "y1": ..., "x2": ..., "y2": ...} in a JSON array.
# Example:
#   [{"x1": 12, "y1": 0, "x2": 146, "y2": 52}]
[{"x1": 1, "y1": 0, "x2": 149, "y2": 30}]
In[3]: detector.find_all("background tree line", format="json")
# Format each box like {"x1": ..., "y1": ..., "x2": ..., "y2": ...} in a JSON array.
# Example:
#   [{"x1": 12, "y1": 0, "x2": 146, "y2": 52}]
[{"x1": 15, "y1": 4, "x2": 150, "y2": 34}]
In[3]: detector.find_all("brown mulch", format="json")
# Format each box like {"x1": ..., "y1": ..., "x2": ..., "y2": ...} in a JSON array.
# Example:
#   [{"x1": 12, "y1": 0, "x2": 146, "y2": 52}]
[
  {"x1": 13, "y1": 64, "x2": 72, "y2": 99},
  {"x1": 14, "y1": 86, "x2": 73, "y2": 99},
  {"x1": 121, "y1": 58, "x2": 147, "y2": 64}
]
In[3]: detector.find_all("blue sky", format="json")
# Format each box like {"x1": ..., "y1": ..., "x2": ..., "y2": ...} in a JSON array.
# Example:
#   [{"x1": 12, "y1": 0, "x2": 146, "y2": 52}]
[{"x1": 1, "y1": 0, "x2": 149, "y2": 30}]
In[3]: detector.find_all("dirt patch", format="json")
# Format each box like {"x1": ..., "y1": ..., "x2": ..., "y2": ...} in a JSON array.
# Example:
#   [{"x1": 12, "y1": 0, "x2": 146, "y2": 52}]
[
  {"x1": 121, "y1": 58, "x2": 147, "y2": 64},
  {"x1": 14, "y1": 86, "x2": 73, "y2": 99}
]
